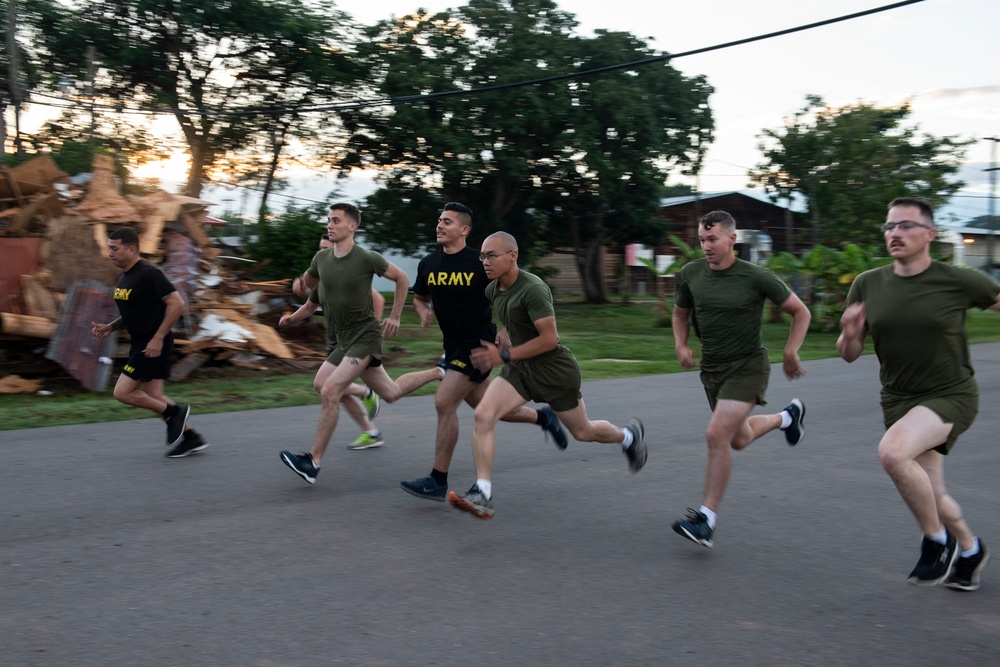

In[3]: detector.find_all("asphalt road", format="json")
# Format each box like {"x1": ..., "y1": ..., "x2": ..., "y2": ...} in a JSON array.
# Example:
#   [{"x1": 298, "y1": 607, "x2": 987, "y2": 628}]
[{"x1": 3, "y1": 345, "x2": 1000, "y2": 666}]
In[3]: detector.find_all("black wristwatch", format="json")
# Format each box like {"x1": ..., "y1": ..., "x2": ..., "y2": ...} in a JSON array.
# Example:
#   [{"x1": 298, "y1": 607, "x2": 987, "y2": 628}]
[{"x1": 500, "y1": 348, "x2": 511, "y2": 363}]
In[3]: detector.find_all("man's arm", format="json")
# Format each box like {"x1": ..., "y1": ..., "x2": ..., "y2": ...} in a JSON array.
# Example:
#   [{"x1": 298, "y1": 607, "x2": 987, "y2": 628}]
[
  {"x1": 144, "y1": 291, "x2": 184, "y2": 357},
  {"x1": 471, "y1": 316, "x2": 559, "y2": 371},
  {"x1": 989, "y1": 290, "x2": 1000, "y2": 312},
  {"x1": 279, "y1": 299, "x2": 319, "y2": 328},
  {"x1": 778, "y1": 292, "x2": 810, "y2": 380},
  {"x1": 380, "y1": 263, "x2": 409, "y2": 340},
  {"x1": 837, "y1": 302, "x2": 868, "y2": 363},
  {"x1": 412, "y1": 293, "x2": 434, "y2": 328},
  {"x1": 672, "y1": 305, "x2": 696, "y2": 368}
]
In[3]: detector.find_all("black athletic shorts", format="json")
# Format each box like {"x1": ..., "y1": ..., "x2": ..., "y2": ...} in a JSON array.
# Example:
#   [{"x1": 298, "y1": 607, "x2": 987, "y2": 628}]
[
  {"x1": 441, "y1": 340, "x2": 492, "y2": 384},
  {"x1": 122, "y1": 339, "x2": 173, "y2": 382}
]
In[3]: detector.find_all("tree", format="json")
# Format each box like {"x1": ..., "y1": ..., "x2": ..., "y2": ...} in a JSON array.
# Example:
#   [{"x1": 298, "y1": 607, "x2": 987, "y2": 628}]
[
  {"x1": 749, "y1": 95, "x2": 972, "y2": 247},
  {"x1": 340, "y1": 0, "x2": 713, "y2": 302},
  {"x1": 46, "y1": 0, "x2": 360, "y2": 200},
  {"x1": 246, "y1": 200, "x2": 329, "y2": 280}
]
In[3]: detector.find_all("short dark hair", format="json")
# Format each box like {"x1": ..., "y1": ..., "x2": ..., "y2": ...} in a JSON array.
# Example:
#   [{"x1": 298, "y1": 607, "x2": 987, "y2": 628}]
[
  {"x1": 441, "y1": 202, "x2": 473, "y2": 217},
  {"x1": 700, "y1": 210, "x2": 736, "y2": 231},
  {"x1": 888, "y1": 197, "x2": 935, "y2": 225},
  {"x1": 109, "y1": 227, "x2": 140, "y2": 248},
  {"x1": 330, "y1": 202, "x2": 361, "y2": 225}
]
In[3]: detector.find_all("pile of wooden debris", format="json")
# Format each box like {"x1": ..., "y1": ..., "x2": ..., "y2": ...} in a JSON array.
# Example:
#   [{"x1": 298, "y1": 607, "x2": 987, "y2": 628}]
[{"x1": 0, "y1": 155, "x2": 326, "y2": 394}]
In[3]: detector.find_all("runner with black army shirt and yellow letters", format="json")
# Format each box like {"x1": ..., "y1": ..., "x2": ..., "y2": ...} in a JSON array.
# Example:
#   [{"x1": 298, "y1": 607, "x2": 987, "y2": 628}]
[
  {"x1": 91, "y1": 227, "x2": 208, "y2": 458},
  {"x1": 399, "y1": 203, "x2": 569, "y2": 502}
]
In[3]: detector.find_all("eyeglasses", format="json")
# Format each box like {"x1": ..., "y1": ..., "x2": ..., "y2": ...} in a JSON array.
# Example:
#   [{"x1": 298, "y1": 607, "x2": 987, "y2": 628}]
[
  {"x1": 479, "y1": 250, "x2": 514, "y2": 262},
  {"x1": 881, "y1": 220, "x2": 934, "y2": 233}
]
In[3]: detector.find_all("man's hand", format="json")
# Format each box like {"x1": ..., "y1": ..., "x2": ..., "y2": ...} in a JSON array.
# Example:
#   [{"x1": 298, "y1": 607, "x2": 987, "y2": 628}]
[
  {"x1": 381, "y1": 315, "x2": 401, "y2": 340},
  {"x1": 471, "y1": 339, "x2": 501, "y2": 373},
  {"x1": 278, "y1": 313, "x2": 295, "y2": 328},
  {"x1": 782, "y1": 351, "x2": 806, "y2": 380},
  {"x1": 144, "y1": 334, "x2": 164, "y2": 358},
  {"x1": 91, "y1": 321, "x2": 112, "y2": 340},
  {"x1": 676, "y1": 345, "x2": 697, "y2": 369}
]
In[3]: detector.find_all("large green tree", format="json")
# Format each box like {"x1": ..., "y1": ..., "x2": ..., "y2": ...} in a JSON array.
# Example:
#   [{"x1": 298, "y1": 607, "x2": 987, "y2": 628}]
[
  {"x1": 749, "y1": 95, "x2": 971, "y2": 247},
  {"x1": 46, "y1": 0, "x2": 360, "y2": 201},
  {"x1": 340, "y1": 0, "x2": 713, "y2": 302}
]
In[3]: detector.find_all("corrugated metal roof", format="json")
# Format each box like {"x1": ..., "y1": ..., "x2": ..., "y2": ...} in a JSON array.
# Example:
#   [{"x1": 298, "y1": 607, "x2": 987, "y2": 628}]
[{"x1": 45, "y1": 279, "x2": 118, "y2": 392}]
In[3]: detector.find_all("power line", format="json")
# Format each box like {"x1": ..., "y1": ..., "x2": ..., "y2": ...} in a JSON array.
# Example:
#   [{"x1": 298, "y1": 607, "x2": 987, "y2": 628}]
[{"x1": 25, "y1": 0, "x2": 924, "y2": 119}]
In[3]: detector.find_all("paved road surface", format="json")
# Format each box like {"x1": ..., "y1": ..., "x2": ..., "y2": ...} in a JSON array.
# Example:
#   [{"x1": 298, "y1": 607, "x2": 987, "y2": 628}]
[{"x1": 3, "y1": 346, "x2": 1000, "y2": 666}]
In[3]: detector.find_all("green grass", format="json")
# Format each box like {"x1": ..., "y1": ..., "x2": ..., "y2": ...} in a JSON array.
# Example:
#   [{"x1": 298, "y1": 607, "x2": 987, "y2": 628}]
[{"x1": 2, "y1": 301, "x2": 997, "y2": 431}]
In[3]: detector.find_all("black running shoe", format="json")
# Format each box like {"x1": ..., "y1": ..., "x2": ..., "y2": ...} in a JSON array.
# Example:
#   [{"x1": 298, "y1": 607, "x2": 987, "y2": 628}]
[
  {"x1": 400, "y1": 475, "x2": 448, "y2": 502},
  {"x1": 164, "y1": 403, "x2": 191, "y2": 447},
  {"x1": 623, "y1": 417, "x2": 647, "y2": 473},
  {"x1": 672, "y1": 508, "x2": 714, "y2": 548},
  {"x1": 280, "y1": 450, "x2": 319, "y2": 484},
  {"x1": 782, "y1": 398, "x2": 805, "y2": 446},
  {"x1": 907, "y1": 532, "x2": 958, "y2": 586},
  {"x1": 945, "y1": 540, "x2": 990, "y2": 591},
  {"x1": 166, "y1": 431, "x2": 210, "y2": 458},
  {"x1": 538, "y1": 405, "x2": 568, "y2": 450}
]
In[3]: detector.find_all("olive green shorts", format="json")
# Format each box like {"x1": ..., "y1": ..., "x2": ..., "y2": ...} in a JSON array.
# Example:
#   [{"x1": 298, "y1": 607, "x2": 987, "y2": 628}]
[
  {"x1": 881, "y1": 381, "x2": 979, "y2": 455},
  {"x1": 327, "y1": 322, "x2": 383, "y2": 368},
  {"x1": 498, "y1": 346, "x2": 583, "y2": 412},
  {"x1": 700, "y1": 348, "x2": 771, "y2": 411}
]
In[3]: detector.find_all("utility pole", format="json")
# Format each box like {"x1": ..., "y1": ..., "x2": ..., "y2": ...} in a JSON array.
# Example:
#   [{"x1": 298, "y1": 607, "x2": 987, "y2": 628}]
[
  {"x1": 6, "y1": 0, "x2": 24, "y2": 157},
  {"x1": 985, "y1": 137, "x2": 999, "y2": 268},
  {"x1": 87, "y1": 45, "x2": 96, "y2": 147}
]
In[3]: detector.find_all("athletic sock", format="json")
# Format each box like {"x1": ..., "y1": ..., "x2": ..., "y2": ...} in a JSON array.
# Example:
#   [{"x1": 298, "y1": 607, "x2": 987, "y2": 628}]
[
  {"x1": 431, "y1": 469, "x2": 448, "y2": 486},
  {"x1": 621, "y1": 428, "x2": 634, "y2": 450},
  {"x1": 366, "y1": 428, "x2": 380, "y2": 437},
  {"x1": 962, "y1": 537, "x2": 981, "y2": 558},
  {"x1": 476, "y1": 479, "x2": 492, "y2": 499},
  {"x1": 929, "y1": 527, "x2": 948, "y2": 545},
  {"x1": 363, "y1": 386, "x2": 373, "y2": 399},
  {"x1": 162, "y1": 404, "x2": 178, "y2": 419},
  {"x1": 779, "y1": 411, "x2": 792, "y2": 429},
  {"x1": 699, "y1": 505, "x2": 717, "y2": 530}
]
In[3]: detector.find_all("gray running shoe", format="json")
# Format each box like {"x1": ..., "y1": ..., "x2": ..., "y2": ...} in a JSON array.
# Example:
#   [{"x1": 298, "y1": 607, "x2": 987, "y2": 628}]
[
  {"x1": 448, "y1": 485, "x2": 494, "y2": 520},
  {"x1": 623, "y1": 417, "x2": 647, "y2": 473},
  {"x1": 672, "y1": 508, "x2": 714, "y2": 548},
  {"x1": 166, "y1": 430, "x2": 209, "y2": 458},
  {"x1": 945, "y1": 540, "x2": 989, "y2": 591}
]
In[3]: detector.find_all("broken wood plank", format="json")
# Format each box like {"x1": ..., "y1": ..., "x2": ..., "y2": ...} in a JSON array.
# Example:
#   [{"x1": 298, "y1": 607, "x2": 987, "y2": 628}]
[{"x1": 1, "y1": 312, "x2": 56, "y2": 338}]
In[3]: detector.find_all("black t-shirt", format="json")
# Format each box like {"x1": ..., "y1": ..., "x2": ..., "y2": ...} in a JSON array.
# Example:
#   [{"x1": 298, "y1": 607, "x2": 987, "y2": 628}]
[
  {"x1": 114, "y1": 260, "x2": 177, "y2": 347},
  {"x1": 412, "y1": 246, "x2": 494, "y2": 346}
]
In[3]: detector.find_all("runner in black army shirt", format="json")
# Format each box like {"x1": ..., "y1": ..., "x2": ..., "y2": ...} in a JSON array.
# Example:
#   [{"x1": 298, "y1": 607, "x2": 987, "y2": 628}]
[
  {"x1": 91, "y1": 227, "x2": 208, "y2": 458},
  {"x1": 399, "y1": 202, "x2": 569, "y2": 502}
]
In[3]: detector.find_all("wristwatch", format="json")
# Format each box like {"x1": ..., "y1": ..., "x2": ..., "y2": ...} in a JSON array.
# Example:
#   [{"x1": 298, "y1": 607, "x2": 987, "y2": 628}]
[{"x1": 500, "y1": 348, "x2": 511, "y2": 363}]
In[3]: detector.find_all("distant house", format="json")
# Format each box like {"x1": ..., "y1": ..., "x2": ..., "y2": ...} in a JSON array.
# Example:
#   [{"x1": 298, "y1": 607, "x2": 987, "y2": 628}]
[
  {"x1": 655, "y1": 191, "x2": 808, "y2": 256},
  {"x1": 535, "y1": 191, "x2": 806, "y2": 297},
  {"x1": 941, "y1": 225, "x2": 1000, "y2": 268}
]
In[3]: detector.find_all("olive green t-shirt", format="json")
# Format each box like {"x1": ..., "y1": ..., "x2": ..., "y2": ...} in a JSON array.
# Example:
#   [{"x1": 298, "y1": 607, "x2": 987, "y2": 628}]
[
  {"x1": 487, "y1": 270, "x2": 559, "y2": 349},
  {"x1": 845, "y1": 261, "x2": 999, "y2": 397},
  {"x1": 307, "y1": 245, "x2": 388, "y2": 336},
  {"x1": 674, "y1": 258, "x2": 792, "y2": 365}
]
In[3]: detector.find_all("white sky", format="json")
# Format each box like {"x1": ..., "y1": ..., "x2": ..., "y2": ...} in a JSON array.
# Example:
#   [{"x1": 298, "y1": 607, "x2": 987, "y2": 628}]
[{"x1": 331, "y1": 0, "x2": 1000, "y2": 221}]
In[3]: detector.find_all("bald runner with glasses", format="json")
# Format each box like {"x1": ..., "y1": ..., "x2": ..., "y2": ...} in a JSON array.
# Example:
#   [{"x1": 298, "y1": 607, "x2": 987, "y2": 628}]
[
  {"x1": 448, "y1": 231, "x2": 648, "y2": 520},
  {"x1": 839, "y1": 196, "x2": 1000, "y2": 590}
]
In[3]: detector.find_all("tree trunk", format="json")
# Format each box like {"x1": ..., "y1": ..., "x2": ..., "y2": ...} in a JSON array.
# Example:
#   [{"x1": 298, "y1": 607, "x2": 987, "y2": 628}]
[
  {"x1": 576, "y1": 237, "x2": 607, "y2": 304},
  {"x1": 185, "y1": 139, "x2": 205, "y2": 198},
  {"x1": 259, "y1": 125, "x2": 287, "y2": 219}
]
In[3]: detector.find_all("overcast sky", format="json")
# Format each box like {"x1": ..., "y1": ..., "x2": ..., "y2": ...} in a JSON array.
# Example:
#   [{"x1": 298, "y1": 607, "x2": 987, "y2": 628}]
[{"x1": 322, "y1": 0, "x2": 998, "y2": 222}]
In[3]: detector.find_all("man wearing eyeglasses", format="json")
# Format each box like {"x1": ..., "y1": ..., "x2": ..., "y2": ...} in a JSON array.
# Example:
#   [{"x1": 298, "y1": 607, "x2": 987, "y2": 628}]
[
  {"x1": 839, "y1": 196, "x2": 1000, "y2": 590},
  {"x1": 447, "y1": 231, "x2": 648, "y2": 519},
  {"x1": 670, "y1": 210, "x2": 811, "y2": 549},
  {"x1": 399, "y1": 203, "x2": 570, "y2": 502}
]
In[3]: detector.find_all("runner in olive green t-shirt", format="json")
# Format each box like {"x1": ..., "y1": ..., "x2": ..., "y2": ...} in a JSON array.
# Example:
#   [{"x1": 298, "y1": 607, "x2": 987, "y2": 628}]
[
  {"x1": 671, "y1": 210, "x2": 811, "y2": 549},
  {"x1": 839, "y1": 197, "x2": 1000, "y2": 590},
  {"x1": 447, "y1": 231, "x2": 648, "y2": 520},
  {"x1": 277, "y1": 203, "x2": 442, "y2": 485}
]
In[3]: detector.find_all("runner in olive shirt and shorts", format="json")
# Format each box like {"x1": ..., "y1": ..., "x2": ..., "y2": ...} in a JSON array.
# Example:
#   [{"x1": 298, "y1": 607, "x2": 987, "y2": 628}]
[
  {"x1": 671, "y1": 210, "x2": 811, "y2": 548},
  {"x1": 447, "y1": 231, "x2": 648, "y2": 520},
  {"x1": 278, "y1": 203, "x2": 441, "y2": 485},
  {"x1": 839, "y1": 196, "x2": 1000, "y2": 590}
]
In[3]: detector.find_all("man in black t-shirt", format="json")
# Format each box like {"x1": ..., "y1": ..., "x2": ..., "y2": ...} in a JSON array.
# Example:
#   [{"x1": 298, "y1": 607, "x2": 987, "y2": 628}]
[
  {"x1": 91, "y1": 227, "x2": 208, "y2": 458},
  {"x1": 399, "y1": 202, "x2": 569, "y2": 502}
]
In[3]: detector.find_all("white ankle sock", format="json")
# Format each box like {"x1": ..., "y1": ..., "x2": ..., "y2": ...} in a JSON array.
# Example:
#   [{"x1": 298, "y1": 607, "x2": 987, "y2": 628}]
[
  {"x1": 780, "y1": 411, "x2": 792, "y2": 429},
  {"x1": 621, "y1": 428, "x2": 634, "y2": 449},
  {"x1": 929, "y1": 527, "x2": 948, "y2": 545},
  {"x1": 962, "y1": 537, "x2": 981, "y2": 558},
  {"x1": 476, "y1": 479, "x2": 492, "y2": 499},
  {"x1": 699, "y1": 506, "x2": 717, "y2": 529}
]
